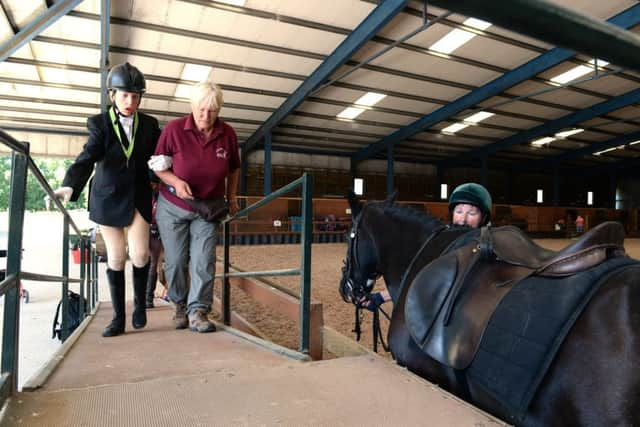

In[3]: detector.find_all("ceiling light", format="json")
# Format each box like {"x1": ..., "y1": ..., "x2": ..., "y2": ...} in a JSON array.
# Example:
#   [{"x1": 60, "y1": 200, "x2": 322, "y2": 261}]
[
  {"x1": 531, "y1": 137, "x2": 555, "y2": 147},
  {"x1": 214, "y1": 0, "x2": 246, "y2": 6},
  {"x1": 550, "y1": 59, "x2": 610, "y2": 84},
  {"x1": 464, "y1": 111, "x2": 494, "y2": 123},
  {"x1": 629, "y1": 140, "x2": 640, "y2": 146},
  {"x1": 429, "y1": 17, "x2": 491, "y2": 54},
  {"x1": 594, "y1": 147, "x2": 618, "y2": 155},
  {"x1": 337, "y1": 107, "x2": 365, "y2": 120},
  {"x1": 554, "y1": 128, "x2": 584, "y2": 138},
  {"x1": 442, "y1": 123, "x2": 469, "y2": 134},
  {"x1": 355, "y1": 92, "x2": 386, "y2": 107}
]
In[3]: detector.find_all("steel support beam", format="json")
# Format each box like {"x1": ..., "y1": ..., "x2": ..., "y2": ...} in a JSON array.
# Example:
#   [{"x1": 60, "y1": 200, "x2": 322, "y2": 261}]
[
  {"x1": 100, "y1": 0, "x2": 111, "y2": 112},
  {"x1": 553, "y1": 167, "x2": 559, "y2": 207},
  {"x1": 480, "y1": 156, "x2": 488, "y2": 187},
  {"x1": 352, "y1": 3, "x2": 640, "y2": 162},
  {"x1": 386, "y1": 144, "x2": 394, "y2": 197},
  {"x1": 242, "y1": 0, "x2": 408, "y2": 154},
  {"x1": 263, "y1": 131, "x2": 272, "y2": 195},
  {"x1": 0, "y1": 0, "x2": 83, "y2": 62},
  {"x1": 442, "y1": 87, "x2": 640, "y2": 167},
  {"x1": 526, "y1": 129, "x2": 640, "y2": 171},
  {"x1": 430, "y1": 0, "x2": 640, "y2": 73}
]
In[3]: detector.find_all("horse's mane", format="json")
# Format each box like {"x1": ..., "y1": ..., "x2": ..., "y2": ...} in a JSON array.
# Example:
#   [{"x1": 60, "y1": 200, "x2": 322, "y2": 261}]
[{"x1": 369, "y1": 200, "x2": 445, "y2": 233}]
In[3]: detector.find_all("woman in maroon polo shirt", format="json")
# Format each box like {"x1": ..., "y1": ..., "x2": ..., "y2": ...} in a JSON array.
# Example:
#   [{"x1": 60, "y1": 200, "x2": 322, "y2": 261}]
[{"x1": 150, "y1": 81, "x2": 240, "y2": 333}]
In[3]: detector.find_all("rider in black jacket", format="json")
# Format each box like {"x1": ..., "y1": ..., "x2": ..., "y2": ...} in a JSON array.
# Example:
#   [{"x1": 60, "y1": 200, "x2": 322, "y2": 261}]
[{"x1": 52, "y1": 63, "x2": 161, "y2": 337}]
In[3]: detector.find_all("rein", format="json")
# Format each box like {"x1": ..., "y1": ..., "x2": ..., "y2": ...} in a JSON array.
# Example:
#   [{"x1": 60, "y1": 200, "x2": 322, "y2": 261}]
[{"x1": 352, "y1": 302, "x2": 391, "y2": 353}]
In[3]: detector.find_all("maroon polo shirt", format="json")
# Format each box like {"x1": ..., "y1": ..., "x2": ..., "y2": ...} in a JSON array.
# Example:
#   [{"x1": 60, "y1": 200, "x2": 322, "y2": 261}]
[{"x1": 155, "y1": 114, "x2": 240, "y2": 212}]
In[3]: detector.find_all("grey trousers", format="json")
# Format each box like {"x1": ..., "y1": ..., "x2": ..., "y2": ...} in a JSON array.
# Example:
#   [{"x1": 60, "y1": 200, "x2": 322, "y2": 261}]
[{"x1": 155, "y1": 193, "x2": 217, "y2": 315}]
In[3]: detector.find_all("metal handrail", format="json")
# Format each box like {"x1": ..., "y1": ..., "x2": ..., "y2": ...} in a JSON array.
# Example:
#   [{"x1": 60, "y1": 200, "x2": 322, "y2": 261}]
[
  {"x1": 0, "y1": 128, "x2": 96, "y2": 404},
  {"x1": 220, "y1": 173, "x2": 314, "y2": 355}
]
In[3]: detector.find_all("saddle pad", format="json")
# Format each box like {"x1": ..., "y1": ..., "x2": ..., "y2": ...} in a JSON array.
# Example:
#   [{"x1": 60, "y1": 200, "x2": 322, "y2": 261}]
[{"x1": 466, "y1": 256, "x2": 637, "y2": 422}]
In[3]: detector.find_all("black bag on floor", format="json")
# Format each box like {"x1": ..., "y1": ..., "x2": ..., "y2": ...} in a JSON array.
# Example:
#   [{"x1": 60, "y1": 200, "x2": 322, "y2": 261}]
[{"x1": 52, "y1": 290, "x2": 86, "y2": 341}]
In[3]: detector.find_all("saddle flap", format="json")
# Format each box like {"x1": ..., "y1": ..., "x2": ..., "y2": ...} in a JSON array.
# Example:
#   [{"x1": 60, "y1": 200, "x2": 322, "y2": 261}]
[
  {"x1": 406, "y1": 245, "x2": 532, "y2": 369},
  {"x1": 405, "y1": 251, "x2": 458, "y2": 348}
]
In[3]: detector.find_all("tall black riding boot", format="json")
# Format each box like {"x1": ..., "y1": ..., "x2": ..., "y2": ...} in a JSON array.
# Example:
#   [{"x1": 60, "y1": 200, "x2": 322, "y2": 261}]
[
  {"x1": 132, "y1": 262, "x2": 149, "y2": 329},
  {"x1": 103, "y1": 269, "x2": 125, "y2": 337},
  {"x1": 146, "y1": 263, "x2": 157, "y2": 308}
]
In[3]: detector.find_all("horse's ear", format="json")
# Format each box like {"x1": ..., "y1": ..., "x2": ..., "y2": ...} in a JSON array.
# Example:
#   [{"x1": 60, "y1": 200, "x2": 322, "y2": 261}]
[
  {"x1": 346, "y1": 190, "x2": 362, "y2": 217},
  {"x1": 384, "y1": 191, "x2": 398, "y2": 207}
]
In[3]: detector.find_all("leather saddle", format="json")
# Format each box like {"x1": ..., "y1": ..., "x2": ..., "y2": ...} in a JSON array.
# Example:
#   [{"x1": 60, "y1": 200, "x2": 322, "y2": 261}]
[{"x1": 404, "y1": 221, "x2": 626, "y2": 370}]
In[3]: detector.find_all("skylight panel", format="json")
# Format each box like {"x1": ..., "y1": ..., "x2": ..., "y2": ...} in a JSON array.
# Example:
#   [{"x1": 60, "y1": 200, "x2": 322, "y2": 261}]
[
  {"x1": 531, "y1": 137, "x2": 555, "y2": 147},
  {"x1": 464, "y1": 18, "x2": 492, "y2": 31},
  {"x1": 337, "y1": 107, "x2": 365, "y2": 120},
  {"x1": 554, "y1": 128, "x2": 584, "y2": 138},
  {"x1": 174, "y1": 64, "x2": 212, "y2": 99},
  {"x1": 430, "y1": 17, "x2": 491, "y2": 54},
  {"x1": 593, "y1": 147, "x2": 617, "y2": 155},
  {"x1": 464, "y1": 111, "x2": 494, "y2": 123},
  {"x1": 182, "y1": 64, "x2": 211, "y2": 81},
  {"x1": 550, "y1": 59, "x2": 609, "y2": 84},
  {"x1": 355, "y1": 92, "x2": 386, "y2": 107},
  {"x1": 175, "y1": 85, "x2": 193, "y2": 99},
  {"x1": 442, "y1": 123, "x2": 468, "y2": 134},
  {"x1": 214, "y1": 0, "x2": 246, "y2": 5}
]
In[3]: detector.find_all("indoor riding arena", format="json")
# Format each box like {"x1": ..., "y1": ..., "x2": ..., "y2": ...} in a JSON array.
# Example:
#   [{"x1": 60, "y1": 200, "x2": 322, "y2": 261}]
[{"x1": 0, "y1": 1, "x2": 640, "y2": 426}]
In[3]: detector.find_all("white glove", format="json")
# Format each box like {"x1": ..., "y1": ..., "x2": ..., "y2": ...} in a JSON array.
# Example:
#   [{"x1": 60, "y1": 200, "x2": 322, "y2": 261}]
[
  {"x1": 45, "y1": 186, "x2": 73, "y2": 209},
  {"x1": 148, "y1": 155, "x2": 173, "y2": 171}
]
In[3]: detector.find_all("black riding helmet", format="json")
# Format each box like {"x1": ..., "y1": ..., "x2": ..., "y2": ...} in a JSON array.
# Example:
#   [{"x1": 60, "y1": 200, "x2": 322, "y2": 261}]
[
  {"x1": 448, "y1": 182, "x2": 492, "y2": 226},
  {"x1": 107, "y1": 62, "x2": 146, "y2": 93}
]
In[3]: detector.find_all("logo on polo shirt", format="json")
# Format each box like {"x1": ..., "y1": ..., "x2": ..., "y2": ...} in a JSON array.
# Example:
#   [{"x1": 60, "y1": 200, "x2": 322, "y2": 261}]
[{"x1": 216, "y1": 147, "x2": 228, "y2": 159}]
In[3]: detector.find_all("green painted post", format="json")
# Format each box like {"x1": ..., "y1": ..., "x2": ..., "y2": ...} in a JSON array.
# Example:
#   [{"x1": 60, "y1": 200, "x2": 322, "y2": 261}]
[
  {"x1": 223, "y1": 222, "x2": 231, "y2": 325},
  {"x1": 1, "y1": 150, "x2": 28, "y2": 393},
  {"x1": 93, "y1": 248, "x2": 99, "y2": 305},
  {"x1": 299, "y1": 173, "x2": 313, "y2": 354},
  {"x1": 61, "y1": 216, "x2": 70, "y2": 342},
  {"x1": 79, "y1": 238, "x2": 86, "y2": 316}
]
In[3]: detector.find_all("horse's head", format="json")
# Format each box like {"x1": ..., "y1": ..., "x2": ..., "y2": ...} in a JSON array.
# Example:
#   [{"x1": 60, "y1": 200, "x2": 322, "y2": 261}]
[{"x1": 339, "y1": 191, "x2": 396, "y2": 305}]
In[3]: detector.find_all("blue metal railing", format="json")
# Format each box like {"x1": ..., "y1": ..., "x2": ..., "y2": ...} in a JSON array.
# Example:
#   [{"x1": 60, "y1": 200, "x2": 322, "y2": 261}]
[
  {"x1": 0, "y1": 129, "x2": 95, "y2": 404},
  {"x1": 220, "y1": 173, "x2": 313, "y2": 354}
]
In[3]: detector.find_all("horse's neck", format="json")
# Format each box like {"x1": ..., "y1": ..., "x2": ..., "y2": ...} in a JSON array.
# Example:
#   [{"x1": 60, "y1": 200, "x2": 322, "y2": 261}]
[
  {"x1": 379, "y1": 229, "x2": 434, "y2": 302},
  {"x1": 382, "y1": 226, "x2": 468, "y2": 303}
]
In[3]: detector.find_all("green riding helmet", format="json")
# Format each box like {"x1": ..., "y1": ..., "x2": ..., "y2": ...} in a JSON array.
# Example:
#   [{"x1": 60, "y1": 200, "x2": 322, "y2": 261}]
[
  {"x1": 448, "y1": 182, "x2": 492, "y2": 225},
  {"x1": 107, "y1": 62, "x2": 146, "y2": 93}
]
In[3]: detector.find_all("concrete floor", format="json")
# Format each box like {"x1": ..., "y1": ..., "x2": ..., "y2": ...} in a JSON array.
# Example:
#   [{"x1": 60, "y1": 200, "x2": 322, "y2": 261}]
[{"x1": 2, "y1": 303, "x2": 504, "y2": 427}]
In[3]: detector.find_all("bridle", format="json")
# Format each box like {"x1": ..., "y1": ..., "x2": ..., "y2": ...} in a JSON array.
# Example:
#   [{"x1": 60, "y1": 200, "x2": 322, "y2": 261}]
[
  {"x1": 339, "y1": 205, "x2": 390, "y2": 351},
  {"x1": 339, "y1": 205, "x2": 382, "y2": 306}
]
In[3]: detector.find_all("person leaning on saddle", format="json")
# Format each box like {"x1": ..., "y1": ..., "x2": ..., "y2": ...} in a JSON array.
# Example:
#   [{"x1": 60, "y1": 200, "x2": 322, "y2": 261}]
[
  {"x1": 362, "y1": 182, "x2": 492, "y2": 310},
  {"x1": 150, "y1": 81, "x2": 240, "y2": 333},
  {"x1": 47, "y1": 63, "x2": 161, "y2": 337}
]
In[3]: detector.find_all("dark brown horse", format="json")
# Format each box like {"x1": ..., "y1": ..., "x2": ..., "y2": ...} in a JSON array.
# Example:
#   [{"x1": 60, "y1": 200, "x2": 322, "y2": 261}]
[{"x1": 339, "y1": 193, "x2": 640, "y2": 426}]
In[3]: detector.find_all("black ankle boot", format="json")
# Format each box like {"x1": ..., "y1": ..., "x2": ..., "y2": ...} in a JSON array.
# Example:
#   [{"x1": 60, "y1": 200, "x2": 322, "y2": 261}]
[
  {"x1": 103, "y1": 269, "x2": 125, "y2": 337},
  {"x1": 132, "y1": 262, "x2": 149, "y2": 329}
]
